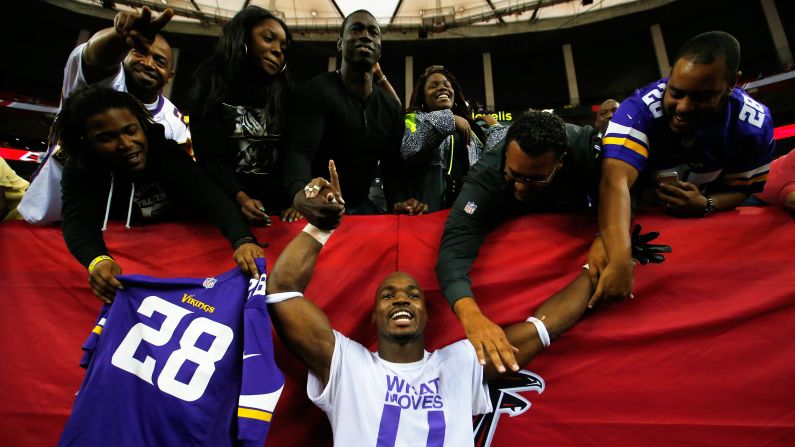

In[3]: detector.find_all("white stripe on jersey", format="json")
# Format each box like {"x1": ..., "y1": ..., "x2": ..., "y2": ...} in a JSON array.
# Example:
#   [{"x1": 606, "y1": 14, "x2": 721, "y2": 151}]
[
  {"x1": 605, "y1": 121, "x2": 650, "y2": 146},
  {"x1": 723, "y1": 163, "x2": 771, "y2": 179},
  {"x1": 239, "y1": 386, "x2": 284, "y2": 412}
]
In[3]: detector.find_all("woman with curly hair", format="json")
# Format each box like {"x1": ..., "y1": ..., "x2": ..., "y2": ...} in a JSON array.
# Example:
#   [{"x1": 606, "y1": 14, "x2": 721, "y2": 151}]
[
  {"x1": 189, "y1": 6, "x2": 300, "y2": 224},
  {"x1": 399, "y1": 66, "x2": 508, "y2": 213},
  {"x1": 59, "y1": 86, "x2": 263, "y2": 303}
]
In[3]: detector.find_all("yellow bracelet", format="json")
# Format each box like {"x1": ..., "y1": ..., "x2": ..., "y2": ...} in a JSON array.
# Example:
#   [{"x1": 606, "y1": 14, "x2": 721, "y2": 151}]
[{"x1": 88, "y1": 255, "x2": 114, "y2": 273}]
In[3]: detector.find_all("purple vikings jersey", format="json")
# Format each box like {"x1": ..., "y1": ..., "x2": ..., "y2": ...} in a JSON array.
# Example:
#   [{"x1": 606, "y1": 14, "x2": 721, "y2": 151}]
[
  {"x1": 58, "y1": 259, "x2": 283, "y2": 447},
  {"x1": 603, "y1": 78, "x2": 774, "y2": 193}
]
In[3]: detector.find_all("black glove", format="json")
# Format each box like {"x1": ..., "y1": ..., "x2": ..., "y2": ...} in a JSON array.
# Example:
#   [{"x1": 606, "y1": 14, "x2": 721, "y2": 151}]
[{"x1": 630, "y1": 224, "x2": 671, "y2": 265}]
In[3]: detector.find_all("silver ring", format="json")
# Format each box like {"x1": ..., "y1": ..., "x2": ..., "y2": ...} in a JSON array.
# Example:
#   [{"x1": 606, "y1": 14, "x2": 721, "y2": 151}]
[{"x1": 311, "y1": 185, "x2": 321, "y2": 191}]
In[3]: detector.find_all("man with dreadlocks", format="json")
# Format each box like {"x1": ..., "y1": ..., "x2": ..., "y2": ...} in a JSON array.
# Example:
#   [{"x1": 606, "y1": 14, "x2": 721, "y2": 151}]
[{"x1": 57, "y1": 86, "x2": 263, "y2": 303}]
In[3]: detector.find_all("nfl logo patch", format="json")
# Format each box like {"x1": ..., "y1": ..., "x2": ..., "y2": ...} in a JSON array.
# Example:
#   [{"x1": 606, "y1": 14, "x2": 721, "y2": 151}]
[
  {"x1": 203, "y1": 277, "x2": 217, "y2": 289},
  {"x1": 464, "y1": 201, "x2": 478, "y2": 214}
]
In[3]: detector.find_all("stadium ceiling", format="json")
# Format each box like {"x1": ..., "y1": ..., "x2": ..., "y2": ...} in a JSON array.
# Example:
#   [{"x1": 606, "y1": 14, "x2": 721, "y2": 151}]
[{"x1": 48, "y1": 0, "x2": 674, "y2": 39}]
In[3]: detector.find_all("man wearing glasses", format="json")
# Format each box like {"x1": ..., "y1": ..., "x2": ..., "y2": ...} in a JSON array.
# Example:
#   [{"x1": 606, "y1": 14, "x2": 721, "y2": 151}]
[{"x1": 436, "y1": 110, "x2": 603, "y2": 373}]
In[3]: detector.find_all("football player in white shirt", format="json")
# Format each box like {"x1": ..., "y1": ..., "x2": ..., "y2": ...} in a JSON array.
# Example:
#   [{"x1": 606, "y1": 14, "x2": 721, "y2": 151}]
[{"x1": 264, "y1": 161, "x2": 668, "y2": 447}]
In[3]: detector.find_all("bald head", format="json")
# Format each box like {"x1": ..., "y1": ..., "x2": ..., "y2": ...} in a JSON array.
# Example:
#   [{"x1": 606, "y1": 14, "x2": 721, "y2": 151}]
[
  {"x1": 373, "y1": 271, "x2": 428, "y2": 343},
  {"x1": 595, "y1": 99, "x2": 619, "y2": 133},
  {"x1": 376, "y1": 271, "x2": 421, "y2": 297},
  {"x1": 122, "y1": 34, "x2": 174, "y2": 102}
]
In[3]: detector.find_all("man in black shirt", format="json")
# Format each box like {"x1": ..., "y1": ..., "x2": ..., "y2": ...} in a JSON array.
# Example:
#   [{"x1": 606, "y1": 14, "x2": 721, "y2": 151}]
[
  {"x1": 436, "y1": 110, "x2": 603, "y2": 373},
  {"x1": 283, "y1": 10, "x2": 413, "y2": 217}
]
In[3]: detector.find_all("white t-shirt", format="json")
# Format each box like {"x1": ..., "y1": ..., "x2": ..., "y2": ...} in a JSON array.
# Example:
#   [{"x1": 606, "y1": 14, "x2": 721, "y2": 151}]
[
  {"x1": 61, "y1": 43, "x2": 191, "y2": 144},
  {"x1": 308, "y1": 331, "x2": 492, "y2": 447}
]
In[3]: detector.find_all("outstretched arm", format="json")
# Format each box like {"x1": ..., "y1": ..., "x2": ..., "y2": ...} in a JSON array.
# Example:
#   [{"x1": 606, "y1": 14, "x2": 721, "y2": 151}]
[
  {"x1": 485, "y1": 270, "x2": 592, "y2": 381},
  {"x1": 591, "y1": 158, "x2": 639, "y2": 307},
  {"x1": 267, "y1": 161, "x2": 343, "y2": 386},
  {"x1": 267, "y1": 231, "x2": 336, "y2": 385},
  {"x1": 487, "y1": 225, "x2": 671, "y2": 381},
  {"x1": 82, "y1": 6, "x2": 173, "y2": 83},
  {"x1": 373, "y1": 63, "x2": 401, "y2": 107}
]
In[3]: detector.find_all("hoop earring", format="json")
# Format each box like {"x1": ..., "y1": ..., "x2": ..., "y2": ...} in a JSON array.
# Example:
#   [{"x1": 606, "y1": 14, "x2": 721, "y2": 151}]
[
  {"x1": 279, "y1": 62, "x2": 287, "y2": 74},
  {"x1": 243, "y1": 43, "x2": 248, "y2": 58}
]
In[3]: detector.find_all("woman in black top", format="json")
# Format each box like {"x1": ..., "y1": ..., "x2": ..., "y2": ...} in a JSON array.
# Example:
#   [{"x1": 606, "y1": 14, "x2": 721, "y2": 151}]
[
  {"x1": 59, "y1": 86, "x2": 264, "y2": 302},
  {"x1": 189, "y1": 6, "x2": 300, "y2": 225}
]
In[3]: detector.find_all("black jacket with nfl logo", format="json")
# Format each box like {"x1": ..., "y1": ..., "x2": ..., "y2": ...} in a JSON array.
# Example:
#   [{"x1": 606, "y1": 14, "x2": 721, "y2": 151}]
[{"x1": 435, "y1": 123, "x2": 602, "y2": 307}]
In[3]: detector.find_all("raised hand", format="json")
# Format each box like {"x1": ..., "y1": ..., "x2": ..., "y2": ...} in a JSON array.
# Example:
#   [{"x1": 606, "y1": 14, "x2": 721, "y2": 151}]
[
  {"x1": 293, "y1": 160, "x2": 345, "y2": 230},
  {"x1": 114, "y1": 6, "x2": 174, "y2": 52}
]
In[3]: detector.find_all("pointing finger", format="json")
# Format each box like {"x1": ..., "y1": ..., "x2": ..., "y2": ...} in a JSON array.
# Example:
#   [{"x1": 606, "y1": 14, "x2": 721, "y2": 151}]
[
  {"x1": 328, "y1": 160, "x2": 341, "y2": 192},
  {"x1": 139, "y1": 6, "x2": 152, "y2": 25},
  {"x1": 151, "y1": 7, "x2": 174, "y2": 29}
]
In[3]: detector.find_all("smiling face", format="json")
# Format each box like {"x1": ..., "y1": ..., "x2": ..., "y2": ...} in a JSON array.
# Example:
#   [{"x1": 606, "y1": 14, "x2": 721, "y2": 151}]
[
  {"x1": 372, "y1": 272, "x2": 428, "y2": 343},
  {"x1": 248, "y1": 18, "x2": 288, "y2": 76},
  {"x1": 122, "y1": 35, "x2": 173, "y2": 99},
  {"x1": 85, "y1": 107, "x2": 149, "y2": 172},
  {"x1": 663, "y1": 56, "x2": 732, "y2": 134},
  {"x1": 338, "y1": 11, "x2": 381, "y2": 69},
  {"x1": 423, "y1": 73, "x2": 454, "y2": 111},
  {"x1": 503, "y1": 141, "x2": 563, "y2": 202}
]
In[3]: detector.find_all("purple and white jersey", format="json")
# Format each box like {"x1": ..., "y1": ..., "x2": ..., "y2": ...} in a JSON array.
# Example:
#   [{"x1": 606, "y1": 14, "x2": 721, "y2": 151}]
[
  {"x1": 59, "y1": 259, "x2": 283, "y2": 447},
  {"x1": 308, "y1": 331, "x2": 491, "y2": 447},
  {"x1": 61, "y1": 43, "x2": 191, "y2": 145},
  {"x1": 602, "y1": 78, "x2": 774, "y2": 193}
]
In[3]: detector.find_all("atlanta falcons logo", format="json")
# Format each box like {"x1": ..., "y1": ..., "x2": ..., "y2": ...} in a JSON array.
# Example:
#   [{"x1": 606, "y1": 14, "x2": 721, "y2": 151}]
[{"x1": 473, "y1": 370, "x2": 545, "y2": 447}]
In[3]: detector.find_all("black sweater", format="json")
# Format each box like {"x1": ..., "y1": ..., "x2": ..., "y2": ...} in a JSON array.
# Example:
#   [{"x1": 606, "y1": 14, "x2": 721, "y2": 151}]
[
  {"x1": 189, "y1": 74, "x2": 290, "y2": 212},
  {"x1": 282, "y1": 72, "x2": 404, "y2": 208},
  {"x1": 61, "y1": 128, "x2": 253, "y2": 267}
]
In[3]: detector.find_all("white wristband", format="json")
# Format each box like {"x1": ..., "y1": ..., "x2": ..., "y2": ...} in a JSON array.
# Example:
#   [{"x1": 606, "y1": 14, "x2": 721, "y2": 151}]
[
  {"x1": 526, "y1": 316, "x2": 551, "y2": 348},
  {"x1": 264, "y1": 291, "x2": 304, "y2": 304},
  {"x1": 302, "y1": 223, "x2": 334, "y2": 246}
]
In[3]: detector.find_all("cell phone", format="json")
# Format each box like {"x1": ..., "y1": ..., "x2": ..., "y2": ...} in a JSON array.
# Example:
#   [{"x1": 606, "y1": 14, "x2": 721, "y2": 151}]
[{"x1": 656, "y1": 171, "x2": 679, "y2": 185}]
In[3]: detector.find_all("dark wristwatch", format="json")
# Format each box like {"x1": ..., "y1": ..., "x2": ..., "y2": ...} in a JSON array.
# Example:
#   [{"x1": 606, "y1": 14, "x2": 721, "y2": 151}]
[{"x1": 703, "y1": 194, "x2": 716, "y2": 216}]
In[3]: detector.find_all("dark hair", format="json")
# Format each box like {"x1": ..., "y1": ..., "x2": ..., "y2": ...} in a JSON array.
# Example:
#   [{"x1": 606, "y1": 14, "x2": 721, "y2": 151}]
[
  {"x1": 190, "y1": 6, "x2": 292, "y2": 121},
  {"x1": 55, "y1": 85, "x2": 156, "y2": 163},
  {"x1": 340, "y1": 9, "x2": 377, "y2": 35},
  {"x1": 506, "y1": 110, "x2": 567, "y2": 157},
  {"x1": 673, "y1": 31, "x2": 740, "y2": 83},
  {"x1": 407, "y1": 66, "x2": 487, "y2": 145}
]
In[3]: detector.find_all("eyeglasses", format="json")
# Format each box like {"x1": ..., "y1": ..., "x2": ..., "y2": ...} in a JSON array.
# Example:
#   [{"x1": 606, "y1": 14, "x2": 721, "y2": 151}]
[{"x1": 504, "y1": 153, "x2": 565, "y2": 186}]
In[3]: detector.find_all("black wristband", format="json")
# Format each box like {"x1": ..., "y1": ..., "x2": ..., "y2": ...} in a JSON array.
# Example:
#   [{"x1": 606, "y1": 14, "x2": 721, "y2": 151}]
[
  {"x1": 233, "y1": 236, "x2": 257, "y2": 250},
  {"x1": 703, "y1": 195, "x2": 716, "y2": 216}
]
